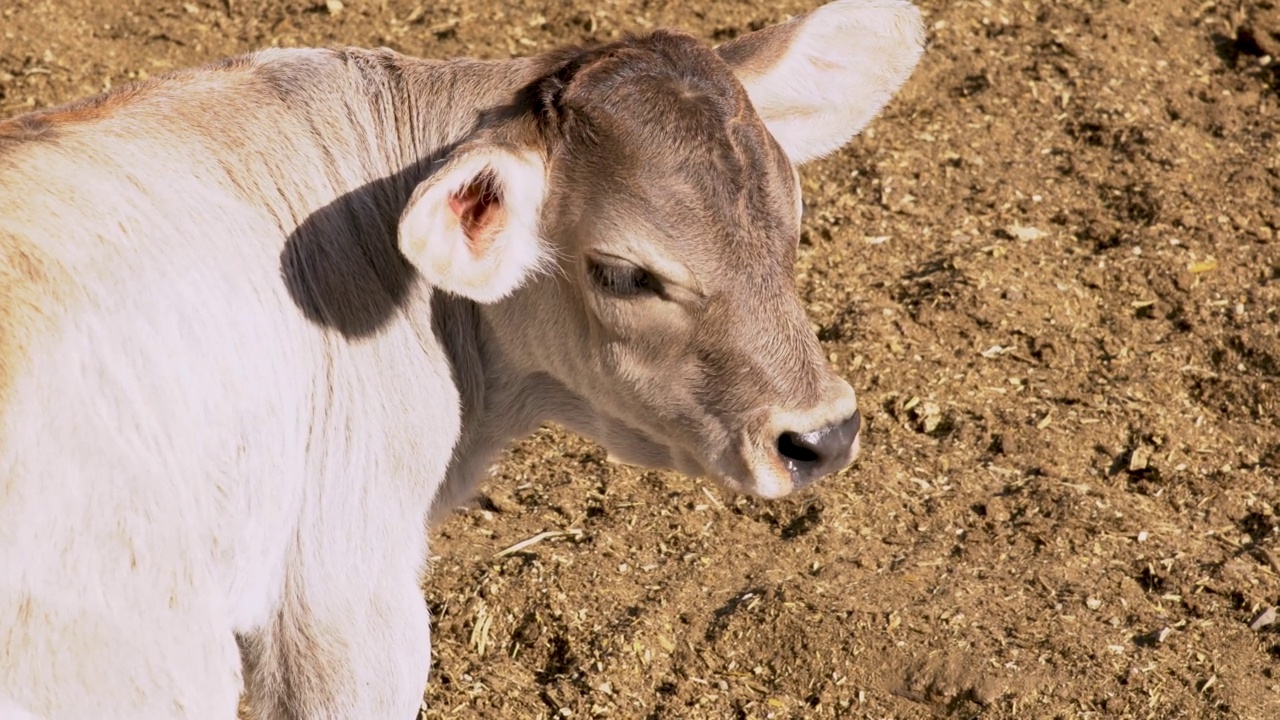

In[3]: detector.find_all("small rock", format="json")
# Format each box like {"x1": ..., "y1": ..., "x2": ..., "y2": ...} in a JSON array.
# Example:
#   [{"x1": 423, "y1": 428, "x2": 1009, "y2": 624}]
[
  {"x1": 1009, "y1": 224, "x2": 1047, "y2": 241},
  {"x1": 921, "y1": 403, "x2": 942, "y2": 433},
  {"x1": 1249, "y1": 606, "x2": 1277, "y2": 631},
  {"x1": 908, "y1": 401, "x2": 943, "y2": 434},
  {"x1": 983, "y1": 496, "x2": 1011, "y2": 524},
  {"x1": 1128, "y1": 445, "x2": 1151, "y2": 472},
  {"x1": 1135, "y1": 626, "x2": 1172, "y2": 646},
  {"x1": 969, "y1": 677, "x2": 1005, "y2": 706},
  {"x1": 1086, "y1": 597, "x2": 1103, "y2": 611},
  {"x1": 1234, "y1": 90, "x2": 1261, "y2": 109},
  {"x1": 325, "y1": 0, "x2": 343, "y2": 14}
]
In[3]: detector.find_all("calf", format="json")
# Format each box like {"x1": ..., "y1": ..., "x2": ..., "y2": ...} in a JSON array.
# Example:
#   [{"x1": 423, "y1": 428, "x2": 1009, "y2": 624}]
[{"x1": 0, "y1": 1, "x2": 924, "y2": 717}]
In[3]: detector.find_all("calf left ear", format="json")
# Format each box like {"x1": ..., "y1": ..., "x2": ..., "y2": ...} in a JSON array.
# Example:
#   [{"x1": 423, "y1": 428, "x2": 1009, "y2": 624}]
[
  {"x1": 716, "y1": 0, "x2": 926, "y2": 164},
  {"x1": 399, "y1": 144, "x2": 550, "y2": 303}
]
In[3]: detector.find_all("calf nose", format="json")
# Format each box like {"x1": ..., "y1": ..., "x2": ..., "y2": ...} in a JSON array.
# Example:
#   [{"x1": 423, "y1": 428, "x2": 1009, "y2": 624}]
[{"x1": 775, "y1": 410, "x2": 862, "y2": 489}]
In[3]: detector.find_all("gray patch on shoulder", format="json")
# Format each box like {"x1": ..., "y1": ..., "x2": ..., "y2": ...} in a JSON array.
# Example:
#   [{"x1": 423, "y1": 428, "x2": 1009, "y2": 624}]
[
  {"x1": 208, "y1": 54, "x2": 256, "y2": 72},
  {"x1": 252, "y1": 49, "x2": 344, "y2": 103},
  {"x1": 0, "y1": 114, "x2": 58, "y2": 156}
]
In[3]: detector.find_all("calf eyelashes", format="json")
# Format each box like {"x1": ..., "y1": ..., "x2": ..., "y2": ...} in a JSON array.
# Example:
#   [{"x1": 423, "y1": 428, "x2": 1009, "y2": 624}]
[{"x1": 586, "y1": 257, "x2": 664, "y2": 299}]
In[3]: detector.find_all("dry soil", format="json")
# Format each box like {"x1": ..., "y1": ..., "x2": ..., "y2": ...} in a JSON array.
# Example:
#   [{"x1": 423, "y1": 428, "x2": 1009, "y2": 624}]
[{"x1": 3, "y1": 0, "x2": 1279, "y2": 718}]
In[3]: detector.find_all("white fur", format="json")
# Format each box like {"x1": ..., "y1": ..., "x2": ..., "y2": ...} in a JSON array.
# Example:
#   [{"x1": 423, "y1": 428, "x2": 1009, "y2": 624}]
[
  {"x1": 0, "y1": 49, "x2": 475, "y2": 720},
  {"x1": 399, "y1": 147, "x2": 551, "y2": 303},
  {"x1": 724, "y1": 0, "x2": 927, "y2": 163}
]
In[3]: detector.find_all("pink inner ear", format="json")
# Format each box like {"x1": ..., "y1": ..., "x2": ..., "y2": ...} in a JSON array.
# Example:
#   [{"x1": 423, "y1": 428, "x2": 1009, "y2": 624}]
[{"x1": 448, "y1": 172, "x2": 505, "y2": 256}]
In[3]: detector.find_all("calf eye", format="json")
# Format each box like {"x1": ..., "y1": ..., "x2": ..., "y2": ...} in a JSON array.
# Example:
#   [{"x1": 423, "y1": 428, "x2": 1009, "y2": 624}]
[{"x1": 587, "y1": 258, "x2": 662, "y2": 298}]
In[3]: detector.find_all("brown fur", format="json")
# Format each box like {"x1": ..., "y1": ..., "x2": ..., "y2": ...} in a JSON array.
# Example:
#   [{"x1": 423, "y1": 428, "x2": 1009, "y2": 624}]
[
  {"x1": 0, "y1": 83, "x2": 145, "y2": 139},
  {"x1": 0, "y1": 54, "x2": 261, "y2": 161},
  {"x1": 715, "y1": 19, "x2": 797, "y2": 77},
  {"x1": 504, "y1": 31, "x2": 827, "y2": 415}
]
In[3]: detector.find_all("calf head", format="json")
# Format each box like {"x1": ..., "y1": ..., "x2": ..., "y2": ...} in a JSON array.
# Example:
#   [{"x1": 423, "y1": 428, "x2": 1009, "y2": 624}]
[{"x1": 403, "y1": 1, "x2": 925, "y2": 498}]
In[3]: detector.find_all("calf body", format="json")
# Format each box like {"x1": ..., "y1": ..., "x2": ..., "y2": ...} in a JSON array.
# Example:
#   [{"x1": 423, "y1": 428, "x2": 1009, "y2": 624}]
[
  {"x1": 0, "y1": 50, "x2": 517, "y2": 719},
  {"x1": 0, "y1": 2, "x2": 924, "y2": 717}
]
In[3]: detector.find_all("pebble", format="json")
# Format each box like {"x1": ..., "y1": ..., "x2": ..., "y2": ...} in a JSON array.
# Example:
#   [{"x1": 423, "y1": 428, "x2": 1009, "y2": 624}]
[
  {"x1": 1128, "y1": 445, "x2": 1151, "y2": 472},
  {"x1": 1136, "y1": 626, "x2": 1173, "y2": 645},
  {"x1": 1249, "y1": 606, "x2": 1277, "y2": 631},
  {"x1": 916, "y1": 401, "x2": 943, "y2": 434},
  {"x1": 1009, "y1": 224, "x2": 1047, "y2": 241}
]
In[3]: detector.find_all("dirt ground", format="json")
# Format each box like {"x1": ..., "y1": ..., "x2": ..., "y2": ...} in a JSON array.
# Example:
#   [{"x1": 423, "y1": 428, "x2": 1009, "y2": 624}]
[{"x1": 4, "y1": 0, "x2": 1279, "y2": 717}]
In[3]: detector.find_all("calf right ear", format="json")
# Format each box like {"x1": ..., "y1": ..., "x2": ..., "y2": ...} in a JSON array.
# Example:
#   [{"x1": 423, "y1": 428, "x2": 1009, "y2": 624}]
[
  {"x1": 716, "y1": 0, "x2": 926, "y2": 164},
  {"x1": 398, "y1": 144, "x2": 550, "y2": 303}
]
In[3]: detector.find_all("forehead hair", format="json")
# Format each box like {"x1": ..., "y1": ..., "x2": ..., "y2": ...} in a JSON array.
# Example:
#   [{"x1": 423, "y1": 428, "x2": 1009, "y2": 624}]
[
  {"x1": 531, "y1": 30, "x2": 800, "y2": 263},
  {"x1": 549, "y1": 32, "x2": 744, "y2": 142}
]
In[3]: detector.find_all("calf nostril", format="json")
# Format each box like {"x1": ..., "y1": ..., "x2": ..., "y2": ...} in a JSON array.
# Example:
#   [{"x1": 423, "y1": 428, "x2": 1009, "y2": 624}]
[
  {"x1": 775, "y1": 410, "x2": 862, "y2": 488},
  {"x1": 777, "y1": 431, "x2": 822, "y2": 465}
]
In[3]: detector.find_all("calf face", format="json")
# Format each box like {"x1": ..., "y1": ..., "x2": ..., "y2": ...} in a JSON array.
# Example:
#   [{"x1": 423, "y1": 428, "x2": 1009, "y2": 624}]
[{"x1": 417, "y1": 1, "x2": 924, "y2": 498}]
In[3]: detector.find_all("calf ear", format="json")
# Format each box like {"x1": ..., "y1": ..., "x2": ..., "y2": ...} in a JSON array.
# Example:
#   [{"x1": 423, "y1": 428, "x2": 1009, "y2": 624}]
[
  {"x1": 716, "y1": 0, "x2": 926, "y2": 164},
  {"x1": 398, "y1": 145, "x2": 550, "y2": 303}
]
